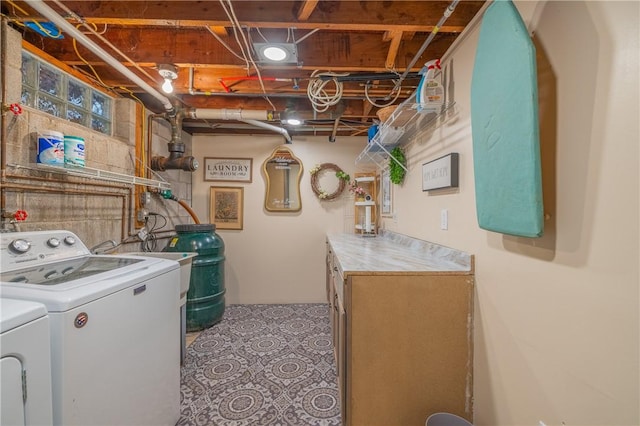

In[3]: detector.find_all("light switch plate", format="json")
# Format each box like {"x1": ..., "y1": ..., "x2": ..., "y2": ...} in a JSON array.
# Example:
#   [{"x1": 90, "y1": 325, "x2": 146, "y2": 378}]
[{"x1": 440, "y1": 209, "x2": 448, "y2": 230}]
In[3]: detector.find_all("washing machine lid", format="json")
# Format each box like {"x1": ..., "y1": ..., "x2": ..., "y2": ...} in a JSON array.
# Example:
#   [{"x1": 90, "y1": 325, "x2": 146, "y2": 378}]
[
  {"x1": 0, "y1": 298, "x2": 47, "y2": 333},
  {"x1": 0, "y1": 255, "x2": 178, "y2": 312},
  {"x1": 0, "y1": 256, "x2": 144, "y2": 286}
]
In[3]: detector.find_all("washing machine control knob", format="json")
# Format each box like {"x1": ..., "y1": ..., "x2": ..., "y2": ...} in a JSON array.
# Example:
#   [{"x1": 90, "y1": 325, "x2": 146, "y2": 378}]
[
  {"x1": 9, "y1": 238, "x2": 30, "y2": 254},
  {"x1": 64, "y1": 236, "x2": 76, "y2": 246},
  {"x1": 47, "y1": 237, "x2": 61, "y2": 248}
]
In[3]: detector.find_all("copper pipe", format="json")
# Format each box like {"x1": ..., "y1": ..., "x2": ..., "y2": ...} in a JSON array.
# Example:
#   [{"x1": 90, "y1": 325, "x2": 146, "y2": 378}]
[
  {"x1": 134, "y1": 102, "x2": 145, "y2": 227},
  {"x1": 1, "y1": 17, "x2": 11, "y2": 215},
  {"x1": 2, "y1": 183, "x2": 129, "y2": 241}
]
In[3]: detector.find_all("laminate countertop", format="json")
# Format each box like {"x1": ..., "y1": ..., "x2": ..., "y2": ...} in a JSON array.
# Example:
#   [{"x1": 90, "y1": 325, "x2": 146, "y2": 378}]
[{"x1": 326, "y1": 230, "x2": 473, "y2": 275}]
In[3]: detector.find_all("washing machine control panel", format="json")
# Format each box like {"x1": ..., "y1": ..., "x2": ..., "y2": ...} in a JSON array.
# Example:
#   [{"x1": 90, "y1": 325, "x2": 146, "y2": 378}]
[{"x1": 0, "y1": 230, "x2": 90, "y2": 273}]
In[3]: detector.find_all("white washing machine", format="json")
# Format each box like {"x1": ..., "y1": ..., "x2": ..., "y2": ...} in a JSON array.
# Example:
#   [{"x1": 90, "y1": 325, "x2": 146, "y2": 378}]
[
  {"x1": 0, "y1": 230, "x2": 181, "y2": 426},
  {"x1": 1, "y1": 298, "x2": 53, "y2": 426}
]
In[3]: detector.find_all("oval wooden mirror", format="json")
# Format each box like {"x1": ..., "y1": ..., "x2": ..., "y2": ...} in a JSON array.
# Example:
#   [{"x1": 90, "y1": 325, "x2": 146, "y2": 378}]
[{"x1": 263, "y1": 146, "x2": 303, "y2": 212}]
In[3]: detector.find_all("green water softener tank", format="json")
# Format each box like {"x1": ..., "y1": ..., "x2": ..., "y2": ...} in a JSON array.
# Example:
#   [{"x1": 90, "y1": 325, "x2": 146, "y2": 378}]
[{"x1": 164, "y1": 224, "x2": 225, "y2": 331}]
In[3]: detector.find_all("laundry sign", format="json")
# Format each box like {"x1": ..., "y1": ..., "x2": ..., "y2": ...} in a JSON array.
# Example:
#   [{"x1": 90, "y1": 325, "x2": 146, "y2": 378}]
[{"x1": 204, "y1": 157, "x2": 253, "y2": 182}]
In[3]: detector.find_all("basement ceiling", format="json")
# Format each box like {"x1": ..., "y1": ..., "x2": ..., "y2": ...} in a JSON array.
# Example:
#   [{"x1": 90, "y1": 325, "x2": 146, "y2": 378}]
[{"x1": 2, "y1": 0, "x2": 486, "y2": 137}]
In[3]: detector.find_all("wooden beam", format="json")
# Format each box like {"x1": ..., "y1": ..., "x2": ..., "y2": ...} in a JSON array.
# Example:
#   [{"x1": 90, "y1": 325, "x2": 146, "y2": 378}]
[
  {"x1": 30, "y1": 28, "x2": 456, "y2": 71},
  {"x1": 14, "y1": 16, "x2": 466, "y2": 34},
  {"x1": 7, "y1": 1, "x2": 484, "y2": 31},
  {"x1": 385, "y1": 30, "x2": 403, "y2": 70},
  {"x1": 297, "y1": 0, "x2": 319, "y2": 21}
]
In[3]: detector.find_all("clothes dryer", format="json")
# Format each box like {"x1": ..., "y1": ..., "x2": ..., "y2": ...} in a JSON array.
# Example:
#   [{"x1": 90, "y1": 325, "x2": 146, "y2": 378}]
[{"x1": 1, "y1": 298, "x2": 53, "y2": 425}]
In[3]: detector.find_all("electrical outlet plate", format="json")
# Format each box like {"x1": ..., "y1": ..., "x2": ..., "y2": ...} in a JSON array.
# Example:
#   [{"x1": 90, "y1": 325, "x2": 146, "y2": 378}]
[
  {"x1": 440, "y1": 209, "x2": 448, "y2": 230},
  {"x1": 140, "y1": 191, "x2": 151, "y2": 206},
  {"x1": 137, "y1": 209, "x2": 149, "y2": 222},
  {"x1": 137, "y1": 227, "x2": 148, "y2": 241}
]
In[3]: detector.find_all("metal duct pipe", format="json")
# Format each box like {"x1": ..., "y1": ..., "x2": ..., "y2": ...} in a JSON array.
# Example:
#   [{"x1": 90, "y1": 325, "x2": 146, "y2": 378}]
[
  {"x1": 186, "y1": 107, "x2": 292, "y2": 142},
  {"x1": 395, "y1": 0, "x2": 460, "y2": 88},
  {"x1": 152, "y1": 152, "x2": 198, "y2": 172},
  {"x1": 241, "y1": 119, "x2": 292, "y2": 144},
  {"x1": 187, "y1": 108, "x2": 274, "y2": 121},
  {"x1": 28, "y1": 0, "x2": 174, "y2": 112},
  {"x1": 328, "y1": 118, "x2": 341, "y2": 143},
  {"x1": 151, "y1": 110, "x2": 199, "y2": 172}
]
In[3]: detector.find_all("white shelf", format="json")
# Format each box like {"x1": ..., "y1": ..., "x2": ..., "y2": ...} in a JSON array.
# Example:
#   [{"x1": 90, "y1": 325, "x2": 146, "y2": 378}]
[
  {"x1": 355, "y1": 201, "x2": 376, "y2": 206},
  {"x1": 354, "y1": 175, "x2": 375, "y2": 183},
  {"x1": 355, "y1": 91, "x2": 456, "y2": 172},
  {"x1": 10, "y1": 163, "x2": 171, "y2": 190}
]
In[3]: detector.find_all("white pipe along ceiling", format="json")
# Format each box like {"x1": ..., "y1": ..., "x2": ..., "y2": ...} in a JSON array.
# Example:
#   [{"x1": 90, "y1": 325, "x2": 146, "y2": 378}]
[
  {"x1": 27, "y1": 0, "x2": 174, "y2": 112},
  {"x1": 187, "y1": 109, "x2": 292, "y2": 143},
  {"x1": 27, "y1": 0, "x2": 293, "y2": 142}
]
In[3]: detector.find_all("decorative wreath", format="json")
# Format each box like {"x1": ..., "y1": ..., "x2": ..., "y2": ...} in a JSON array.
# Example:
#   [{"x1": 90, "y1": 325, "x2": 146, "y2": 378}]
[{"x1": 309, "y1": 163, "x2": 348, "y2": 200}]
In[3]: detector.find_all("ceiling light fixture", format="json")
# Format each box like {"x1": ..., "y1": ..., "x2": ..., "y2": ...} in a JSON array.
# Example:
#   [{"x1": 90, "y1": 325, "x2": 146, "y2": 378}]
[
  {"x1": 285, "y1": 118, "x2": 302, "y2": 126},
  {"x1": 253, "y1": 43, "x2": 298, "y2": 63},
  {"x1": 158, "y1": 64, "x2": 178, "y2": 94}
]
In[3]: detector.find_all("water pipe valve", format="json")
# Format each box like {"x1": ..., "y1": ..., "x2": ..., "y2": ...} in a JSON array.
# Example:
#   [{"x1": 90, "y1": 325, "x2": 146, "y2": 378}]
[
  {"x1": 14, "y1": 210, "x2": 28, "y2": 221},
  {"x1": 2, "y1": 209, "x2": 28, "y2": 221},
  {"x1": 159, "y1": 189, "x2": 173, "y2": 199},
  {"x1": 3, "y1": 103, "x2": 23, "y2": 115}
]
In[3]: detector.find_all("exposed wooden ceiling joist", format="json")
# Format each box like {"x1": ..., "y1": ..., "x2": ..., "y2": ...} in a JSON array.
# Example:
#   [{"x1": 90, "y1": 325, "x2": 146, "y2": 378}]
[{"x1": 2, "y1": 0, "x2": 486, "y2": 136}]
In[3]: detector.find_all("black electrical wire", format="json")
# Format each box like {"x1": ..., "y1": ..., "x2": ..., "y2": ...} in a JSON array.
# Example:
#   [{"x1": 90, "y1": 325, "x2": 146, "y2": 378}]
[{"x1": 141, "y1": 212, "x2": 168, "y2": 252}]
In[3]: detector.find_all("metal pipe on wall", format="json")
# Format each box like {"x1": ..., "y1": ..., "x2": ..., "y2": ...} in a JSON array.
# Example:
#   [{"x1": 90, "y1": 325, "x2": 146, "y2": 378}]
[
  {"x1": 1, "y1": 18, "x2": 11, "y2": 216},
  {"x1": 241, "y1": 119, "x2": 292, "y2": 143},
  {"x1": 396, "y1": 0, "x2": 461, "y2": 88},
  {"x1": 188, "y1": 108, "x2": 273, "y2": 121},
  {"x1": 185, "y1": 104, "x2": 292, "y2": 142}
]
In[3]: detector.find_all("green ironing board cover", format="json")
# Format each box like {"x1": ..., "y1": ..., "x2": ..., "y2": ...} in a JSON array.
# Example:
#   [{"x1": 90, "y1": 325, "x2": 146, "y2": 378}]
[{"x1": 470, "y1": 0, "x2": 544, "y2": 237}]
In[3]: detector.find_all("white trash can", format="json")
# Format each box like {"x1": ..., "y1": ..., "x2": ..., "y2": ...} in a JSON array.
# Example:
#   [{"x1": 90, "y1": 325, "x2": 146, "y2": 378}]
[{"x1": 426, "y1": 412, "x2": 473, "y2": 426}]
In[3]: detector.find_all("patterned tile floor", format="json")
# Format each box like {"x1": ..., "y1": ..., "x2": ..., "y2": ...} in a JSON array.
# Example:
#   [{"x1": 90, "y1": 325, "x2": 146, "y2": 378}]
[{"x1": 178, "y1": 304, "x2": 341, "y2": 425}]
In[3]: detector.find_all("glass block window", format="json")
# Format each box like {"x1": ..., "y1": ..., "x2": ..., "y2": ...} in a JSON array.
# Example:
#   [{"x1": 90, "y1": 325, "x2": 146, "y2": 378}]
[{"x1": 21, "y1": 51, "x2": 113, "y2": 135}]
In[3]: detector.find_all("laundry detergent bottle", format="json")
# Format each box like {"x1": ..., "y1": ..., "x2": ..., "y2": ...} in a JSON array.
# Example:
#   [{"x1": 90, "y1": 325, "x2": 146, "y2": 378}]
[{"x1": 417, "y1": 58, "x2": 444, "y2": 113}]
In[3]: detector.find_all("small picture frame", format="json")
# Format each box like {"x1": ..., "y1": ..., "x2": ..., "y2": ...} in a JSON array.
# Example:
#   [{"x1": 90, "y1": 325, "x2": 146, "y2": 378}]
[
  {"x1": 210, "y1": 186, "x2": 244, "y2": 230},
  {"x1": 381, "y1": 168, "x2": 393, "y2": 216},
  {"x1": 204, "y1": 157, "x2": 253, "y2": 182}
]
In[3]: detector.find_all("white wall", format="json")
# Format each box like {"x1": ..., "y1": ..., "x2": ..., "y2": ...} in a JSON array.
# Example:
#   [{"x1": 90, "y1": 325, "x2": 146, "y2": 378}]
[
  {"x1": 381, "y1": 1, "x2": 639, "y2": 425},
  {"x1": 192, "y1": 134, "x2": 365, "y2": 304}
]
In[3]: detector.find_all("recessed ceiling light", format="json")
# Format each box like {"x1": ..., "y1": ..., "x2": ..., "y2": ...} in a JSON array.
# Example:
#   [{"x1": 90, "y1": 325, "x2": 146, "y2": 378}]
[
  {"x1": 253, "y1": 43, "x2": 298, "y2": 63},
  {"x1": 263, "y1": 46, "x2": 287, "y2": 61},
  {"x1": 285, "y1": 118, "x2": 302, "y2": 126}
]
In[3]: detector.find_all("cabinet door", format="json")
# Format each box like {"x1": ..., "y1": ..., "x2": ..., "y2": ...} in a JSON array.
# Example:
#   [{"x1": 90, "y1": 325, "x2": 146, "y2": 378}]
[
  {"x1": 347, "y1": 274, "x2": 473, "y2": 425},
  {"x1": 332, "y1": 292, "x2": 339, "y2": 362}
]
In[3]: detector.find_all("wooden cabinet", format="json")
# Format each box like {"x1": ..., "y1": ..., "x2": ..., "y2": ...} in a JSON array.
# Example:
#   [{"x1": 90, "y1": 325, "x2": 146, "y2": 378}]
[
  {"x1": 327, "y1": 241, "x2": 347, "y2": 424},
  {"x1": 326, "y1": 232, "x2": 474, "y2": 426},
  {"x1": 353, "y1": 173, "x2": 377, "y2": 235}
]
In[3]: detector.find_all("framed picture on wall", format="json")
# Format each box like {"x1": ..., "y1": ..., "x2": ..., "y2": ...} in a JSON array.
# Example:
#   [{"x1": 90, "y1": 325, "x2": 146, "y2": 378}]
[
  {"x1": 210, "y1": 186, "x2": 244, "y2": 230},
  {"x1": 381, "y1": 168, "x2": 393, "y2": 216},
  {"x1": 422, "y1": 153, "x2": 459, "y2": 191}
]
